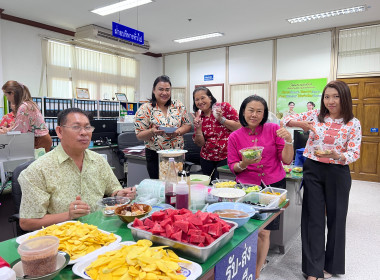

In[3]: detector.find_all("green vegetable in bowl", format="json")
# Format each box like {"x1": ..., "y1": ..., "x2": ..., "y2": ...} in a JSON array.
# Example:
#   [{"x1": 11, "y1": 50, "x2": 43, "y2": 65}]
[
  {"x1": 242, "y1": 149, "x2": 262, "y2": 159},
  {"x1": 191, "y1": 178, "x2": 202, "y2": 181},
  {"x1": 245, "y1": 185, "x2": 261, "y2": 193}
]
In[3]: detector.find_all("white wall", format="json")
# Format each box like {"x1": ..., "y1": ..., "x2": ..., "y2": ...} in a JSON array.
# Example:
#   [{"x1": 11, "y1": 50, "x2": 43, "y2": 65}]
[
  {"x1": 276, "y1": 32, "x2": 332, "y2": 81},
  {"x1": 164, "y1": 53, "x2": 187, "y2": 87},
  {"x1": 0, "y1": 20, "x2": 161, "y2": 104},
  {"x1": 229, "y1": 40, "x2": 273, "y2": 83}
]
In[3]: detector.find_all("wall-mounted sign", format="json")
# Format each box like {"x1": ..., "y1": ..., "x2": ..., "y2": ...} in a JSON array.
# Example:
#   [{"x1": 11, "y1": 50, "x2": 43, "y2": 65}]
[
  {"x1": 276, "y1": 78, "x2": 327, "y2": 119},
  {"x1": 112, "y1": 22, "x2": 144, "y2": 45},
  {"x1": 371, "y1": 128, "x2": 379, "y2": 133},
  {"x1": 204, "y1": 74, "x2": 214, "y2": 81}
]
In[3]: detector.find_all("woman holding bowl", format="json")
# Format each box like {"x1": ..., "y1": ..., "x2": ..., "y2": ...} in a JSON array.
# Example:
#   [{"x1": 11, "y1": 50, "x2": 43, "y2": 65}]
[
  {"x1": 227, "y1": 95, "x2": 294, "y2": 279},
  {"x1": 192, "y1": 87, "x2": 240, "y2": 181},
  {"x1": 283, "y1": 80, "x2": 361, "y2": 280},
  {"x1": 134, "y1": 75, "x2": 192, "y2": 179}
]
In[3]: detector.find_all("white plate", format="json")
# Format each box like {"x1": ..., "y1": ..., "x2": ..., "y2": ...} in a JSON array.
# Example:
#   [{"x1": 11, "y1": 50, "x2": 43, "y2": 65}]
[
  {"x1": 16, "y1": 221, "x2": 122, "y2": 265},
  {"x1": 158, "y1": 126, "x2": 177, "y2": 133},
  {"x1": 211, "y1": 188, "x2": 246, "y2": 199},
  {"x1": 72, "y1": 241, "x2": 202, "y2": 280}
]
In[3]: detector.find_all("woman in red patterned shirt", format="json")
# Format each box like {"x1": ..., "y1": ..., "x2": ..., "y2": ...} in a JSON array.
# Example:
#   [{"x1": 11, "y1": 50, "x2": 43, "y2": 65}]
[
  {"x1": 192, "y1": 87, "x2": 241, "y2": 180},
  {"x1": 0, "y1": 103, "x2": 15, "y2": 128}
]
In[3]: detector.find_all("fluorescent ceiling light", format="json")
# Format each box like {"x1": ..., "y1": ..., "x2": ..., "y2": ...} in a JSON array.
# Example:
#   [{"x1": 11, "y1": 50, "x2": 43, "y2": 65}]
[
  {"x1": 174, "y1": 32, "x2": 224, "y2": 43},
  {"x1": 91, "y1": 0, "x2": 152, "y2": 16},
  {"x1": 287, "y1": 5, "x2": 367, "y2": 24}
]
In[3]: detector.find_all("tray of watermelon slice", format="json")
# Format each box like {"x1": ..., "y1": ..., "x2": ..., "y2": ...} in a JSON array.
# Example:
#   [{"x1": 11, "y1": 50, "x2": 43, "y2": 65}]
[{"x1": 127, "y1": 208, "x2": 238, "y2": 263}]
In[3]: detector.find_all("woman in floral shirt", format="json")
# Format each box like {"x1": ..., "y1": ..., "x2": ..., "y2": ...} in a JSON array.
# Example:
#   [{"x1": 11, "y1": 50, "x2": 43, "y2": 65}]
[
  {"x1": 2, "y1": 81, "x2": 52, "y2": 152},
  {"x1": 192, "y1": 87, "x2": 240, "y2": 180},
  {"x1": 0, "y1": 103, "x2": 15, "y2": 128},
  {"x1": 134, "y1": 75, "x2": 192, "y2": 179},
  {"x1": 284, "y1": 80, "x2": 362, "y2": 280}
]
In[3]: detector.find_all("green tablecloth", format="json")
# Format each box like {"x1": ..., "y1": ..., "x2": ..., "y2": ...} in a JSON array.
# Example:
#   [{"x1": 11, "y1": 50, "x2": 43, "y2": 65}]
[{"x1": 0, "y1": 201, "x2": 288, "y2": 279}]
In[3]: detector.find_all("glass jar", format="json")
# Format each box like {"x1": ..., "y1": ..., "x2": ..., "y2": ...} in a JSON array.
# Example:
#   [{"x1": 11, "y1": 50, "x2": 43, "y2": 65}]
[{"x1": 157, "y1": 149, "x2": 187, "y2": 180}]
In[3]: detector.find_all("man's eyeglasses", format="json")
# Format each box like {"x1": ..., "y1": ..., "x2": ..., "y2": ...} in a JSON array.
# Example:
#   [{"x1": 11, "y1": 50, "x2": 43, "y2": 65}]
[{"x1": 62, "y1": 125, "x2": 95, "y2": 132}]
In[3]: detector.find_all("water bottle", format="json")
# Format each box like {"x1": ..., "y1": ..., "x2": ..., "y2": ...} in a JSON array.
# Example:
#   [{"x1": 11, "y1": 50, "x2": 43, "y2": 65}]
[{"x1": 165, "y1": 158, "x2": 178, "y2": 207}]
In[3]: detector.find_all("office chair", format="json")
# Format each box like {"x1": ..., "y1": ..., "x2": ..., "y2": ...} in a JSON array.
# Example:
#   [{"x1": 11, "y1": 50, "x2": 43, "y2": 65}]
[{"x1": 8, "y1": 160, "x2": 34, "y2": 237}]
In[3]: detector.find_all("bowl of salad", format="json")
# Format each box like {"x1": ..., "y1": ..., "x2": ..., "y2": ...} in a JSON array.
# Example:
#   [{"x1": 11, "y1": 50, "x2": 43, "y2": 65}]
[
  {"x1": 240, "y1": 146, "x2": 264, "y2": 160},
  {"x1": 189, "y1": 174, "x2": 210, "y2": 185}
]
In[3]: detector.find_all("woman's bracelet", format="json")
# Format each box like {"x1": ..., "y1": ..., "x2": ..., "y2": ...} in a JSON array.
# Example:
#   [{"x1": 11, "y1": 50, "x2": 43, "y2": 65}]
[
  {"x1": 195, "y1": 133, "x2": 203, "y2": 136},
  {"x1": 220, "y1": 117, "x2": 227, "y2": 124},
  {"x1": 236, "y1": 162, "x2": 246, "y2": 171}
]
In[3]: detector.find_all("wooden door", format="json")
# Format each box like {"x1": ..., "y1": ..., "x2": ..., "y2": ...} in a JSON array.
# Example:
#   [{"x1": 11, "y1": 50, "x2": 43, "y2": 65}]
[
  {"x1": 195, "y1": 84, "x2": 224, "y2": 102},
  {"x1": 339, "y1": 77, "x2": 380, "y2": 182}
]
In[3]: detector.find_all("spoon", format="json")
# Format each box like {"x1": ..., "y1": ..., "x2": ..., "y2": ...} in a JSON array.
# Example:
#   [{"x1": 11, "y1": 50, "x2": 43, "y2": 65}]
[
  {"x1": 209, "y1": 168, "x2": 216, "y2": 182},
  {"x1": 261, "y1": 180, "x2": 275, "y2": 194}
]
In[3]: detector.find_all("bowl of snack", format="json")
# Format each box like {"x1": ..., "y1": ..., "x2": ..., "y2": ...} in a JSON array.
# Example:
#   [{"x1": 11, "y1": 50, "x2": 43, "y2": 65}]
[
  {"x1": 240, "y1": 146, "x2": 264, "y2": 160},
  {"x1": 97, "y1": 196, "x2": 130, "y2": 216},
  {"x1": 210, "y1": 188, "x2": 246, "y2": 202},
  {"x1": 190, "y1": 174, "x2": 211, "y2": 185},
  {"x1": 237, "y1": 184, "x2": 262, "y2": 194},
  {"x1": 211, "y1": 179, "x2": 237, "y2": 188},
  {"x1": 283, "y1": 165, "x2": 293, "y2": 173},
  {"x1": 115, "y1": 203, "x2": 152, "y2": 223},
  {"x1": 292, "y1": 166, "x2": 303, "y2": 173},
  {"x1": 314, "y1": 144, "x2": 335, "y2": 156}
]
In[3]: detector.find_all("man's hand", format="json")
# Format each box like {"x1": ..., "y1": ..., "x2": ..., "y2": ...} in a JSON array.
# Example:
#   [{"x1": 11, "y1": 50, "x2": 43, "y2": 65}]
[
  {"x1": 69, "y1": 195, "x2": 90, "y2": 219},
  {"x1": 113, "y1": 186, "x2": 137, "y2": 200}
]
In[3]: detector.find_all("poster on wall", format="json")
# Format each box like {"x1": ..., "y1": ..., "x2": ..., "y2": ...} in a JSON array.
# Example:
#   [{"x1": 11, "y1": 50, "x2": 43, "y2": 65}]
[{"x1": 276, "y1": 78, "x2": 327, "y2": 119}]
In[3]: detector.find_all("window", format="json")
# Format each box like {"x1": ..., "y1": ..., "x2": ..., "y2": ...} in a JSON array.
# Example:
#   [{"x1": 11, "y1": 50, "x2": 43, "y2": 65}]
[
  {"x1": 44, "y1": 40, "x2": 139, "y2": 101},
  {"x1": 171, "y1": 87, "x2": 187, "y2": 107},
  {"x1": 230, "y1": 82, "x2": 270, "y2": 110}
]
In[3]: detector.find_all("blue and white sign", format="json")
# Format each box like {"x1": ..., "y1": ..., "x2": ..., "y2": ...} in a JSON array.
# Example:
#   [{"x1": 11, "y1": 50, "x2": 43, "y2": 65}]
[
  {"x1": 112, "y1": 22, "x2": 144, "y2": 45},
  {"x1": 370, "y1": 128, "x2": 379, "y2": 133},
  {"x1": 215, "y1": 231, "x2": 258, "y2": 280},
  {"x1": 204, "y1": 74, "x2": 214, "y2": 81}
]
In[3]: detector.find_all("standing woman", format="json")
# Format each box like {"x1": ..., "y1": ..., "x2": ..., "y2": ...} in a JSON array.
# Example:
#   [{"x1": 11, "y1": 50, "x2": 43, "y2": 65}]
[
  {"x1": 192, "y1": 87, "x2": 240, "y2": 180},
  {"x1": 283, "y1": 80, "x2": 361, "y2": 280},
  {"x1": 1, "y1": 81, "x2": 52, "y2": 152},
  {"x1": 227, "y1": 95, "x2": 293, "y2": 279},
  {"x1": 134, "y1": 75, "x2": 192, "y2": 179}
]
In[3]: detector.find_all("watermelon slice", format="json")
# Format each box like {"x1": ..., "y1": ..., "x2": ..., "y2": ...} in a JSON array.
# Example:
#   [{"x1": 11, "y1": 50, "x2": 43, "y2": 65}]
[
  {"x1": 132, "y1": 218, "x2": 143, "y2": 227},
  {"x1": 171, "y1": 230, "x2": 182, "y2": 241},
  {"x1": 151, "y1": 211, "x2": 166, "y2": 222}
]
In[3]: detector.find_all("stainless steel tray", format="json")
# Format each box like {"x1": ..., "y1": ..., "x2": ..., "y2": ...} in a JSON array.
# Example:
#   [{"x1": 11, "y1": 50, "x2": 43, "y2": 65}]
[{"x1": 127, "y1": 218, "x2": 238, "y2": 263}]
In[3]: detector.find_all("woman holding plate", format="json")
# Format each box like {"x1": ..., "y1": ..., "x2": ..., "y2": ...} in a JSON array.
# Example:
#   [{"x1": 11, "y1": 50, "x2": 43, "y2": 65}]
[
  {"x1": 227, "y1": 95, "x2": 293, "y2": 279},
  {"x1": 134, "y1": 75, "x2": 192, "y2": 179}
]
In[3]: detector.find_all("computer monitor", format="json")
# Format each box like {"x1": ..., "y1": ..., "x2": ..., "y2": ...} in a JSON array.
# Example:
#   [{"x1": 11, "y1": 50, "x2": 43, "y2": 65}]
[{"x1": 90, "y1": 119, "x2": 118, "y2": 144}]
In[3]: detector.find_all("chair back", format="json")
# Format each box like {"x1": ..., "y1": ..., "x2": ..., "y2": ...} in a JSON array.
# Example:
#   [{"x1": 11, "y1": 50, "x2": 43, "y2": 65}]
[
  {"x1": 183, "y1": 132, "x2": 201, "y2": 166},
  {"x1": 11, "y1": 160, "x2": 34, "y2": 214},
  {"x1": 117, "y1": 132, "x2": 144, "y2": 151}
]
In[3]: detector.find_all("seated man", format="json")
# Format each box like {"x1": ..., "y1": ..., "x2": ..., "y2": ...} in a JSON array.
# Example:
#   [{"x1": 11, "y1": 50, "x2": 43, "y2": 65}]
[{"x1": 19, "y1": 108, "x2": 136, "y2": 231}]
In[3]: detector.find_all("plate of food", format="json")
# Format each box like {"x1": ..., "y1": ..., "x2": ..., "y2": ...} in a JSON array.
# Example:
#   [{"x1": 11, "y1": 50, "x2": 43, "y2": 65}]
[
  {"x1": 159, "y1": 125, "x2": 177, "y2": 133},
  {"x1": 314, "y1": 144, "x2": 335, "y2": 156},
  {"x1": 16, "y1": 221, "x2": 121, "y2": 265},
  {"x1": 72, "y1": 240, "x2": 202, "y2": 280}
]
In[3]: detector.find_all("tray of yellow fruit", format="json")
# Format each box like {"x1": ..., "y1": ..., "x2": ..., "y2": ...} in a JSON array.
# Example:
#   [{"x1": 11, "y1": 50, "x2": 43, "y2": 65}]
[
  {"x1": 211, "y1": 179, "x2": 237, "y2": 188},
  {"x1": 72, "y1": 240, "x2": 202, "y2": 280}
]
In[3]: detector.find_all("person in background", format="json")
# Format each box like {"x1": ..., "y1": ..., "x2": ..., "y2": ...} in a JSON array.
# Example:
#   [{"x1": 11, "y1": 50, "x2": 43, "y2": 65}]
[
  {"x1": 307, "y1": 101, "x2": 315, "y2": 111},
  {"x1": 1, "y1": 81, "x2": 52, "y2": 152},
  {"x1": 192, "y1": 87, "x2": 240, "y2": 180},
  {"x1": 18, "y1": 108, "x2": 136, "y2": 231},
  {"x1": 228, "y1": 95, "x2": 294, "y2": 280},
  {"x1": 283, "y1": 101, "x2": 296, "y2": 118},
  {"x1": 283, "y1": 80, "x2": 361, "y2": 280},
  {"x1": 134, "y1": 75, "x2": 192, "y2": 179},
  {"x1": 0, "y1": 103, "x2": 15, "y2": 128}
]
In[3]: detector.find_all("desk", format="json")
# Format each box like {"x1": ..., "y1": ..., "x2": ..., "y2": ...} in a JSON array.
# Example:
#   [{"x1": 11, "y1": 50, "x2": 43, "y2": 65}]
[
  {"x1": 217, "y1": 165, "x2": 303, "y2": 254},
  {"x1": 0, "y1": 201, "x2": 288, "y2": 279}
]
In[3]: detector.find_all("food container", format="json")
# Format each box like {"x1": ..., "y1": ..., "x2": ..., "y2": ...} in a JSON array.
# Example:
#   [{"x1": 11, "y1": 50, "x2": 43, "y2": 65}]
[
  {"x1": 189, "y1": 174, "x2": 210, "y2": 185},
  {"x1": 97, "y1": 196, "x2": 130, "y2": 216},
  {"x1": 314, "y1": 144, "x2": 335, "y2": 156},
  {"x1": 206, "y1": 202, "x2": 256, "y2": 227},
  {"x1": 237, "y1": 192, "x2": 280, "y2": 220},
  {"x1": 211, "y1": 179, "x2": 237, "y2": 188},
  {"x1": 210, "y1": 188, "x2": 246, "y2": 202},
  {"x1": 115, "y1": 203, "x2": 152, "y2": 224},
  {"x1": 128, "y1": 218, "x2": 238, "y2": 263},
  {"x1": 260, "y1": 187, "x2": 287, "y2": 206},
  {"x1": 11, "y1": 251, "x2": 70, "y2": 280},
  {"x1": 157, "y1": 149, "x2": 187, "y2": 180},
  {"x1": 17, "y1": 236, "x2": 59, "y2": 277},
  {"x1": 240, "y1": 146, "x2": 264, "y2": 160},
  {"x1": 190, "y1": 184, "x2": 207, "y2": 210},
  {"x1": 283, "y1": 164, "x2": 293, "y2": 173},
  {"x1": 236, "y1": 183, "x2": 262, "y2": 194}
]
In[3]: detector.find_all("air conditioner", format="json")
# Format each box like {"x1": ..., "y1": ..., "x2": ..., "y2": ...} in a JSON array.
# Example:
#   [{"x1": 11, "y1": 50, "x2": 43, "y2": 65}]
[{"x1": 74, "y1": 24, "x2": 150, "y2": 54}]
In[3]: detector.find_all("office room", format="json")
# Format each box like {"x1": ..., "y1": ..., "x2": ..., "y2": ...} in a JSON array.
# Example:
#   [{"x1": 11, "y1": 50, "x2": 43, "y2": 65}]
[{"x1": 0, "y1": 1, "x2": 379, "y2": 279}]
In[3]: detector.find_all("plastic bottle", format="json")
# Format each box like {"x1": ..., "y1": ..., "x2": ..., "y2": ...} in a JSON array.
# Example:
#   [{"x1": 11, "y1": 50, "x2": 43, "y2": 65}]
[
  {"x1": 165, "y1": 158, "x2": 178, "y2": 207},
  {"x1": 175, "y1": 175, "x2": 189, "y2": 209},
  {"x1": 0, "y1": 256, "x2": 16, "y2": 280}
]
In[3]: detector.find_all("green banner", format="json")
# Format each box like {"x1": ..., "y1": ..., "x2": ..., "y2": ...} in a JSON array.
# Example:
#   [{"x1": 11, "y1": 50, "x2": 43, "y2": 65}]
[{"x1": 276, "y1": 78, "x2": 327, "y2": 119}]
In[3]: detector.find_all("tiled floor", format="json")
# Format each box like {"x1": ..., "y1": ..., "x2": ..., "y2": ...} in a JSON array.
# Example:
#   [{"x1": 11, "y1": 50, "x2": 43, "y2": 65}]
[{"x1": 260, "y1": 180, "x2": 380, "y2": 280}]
